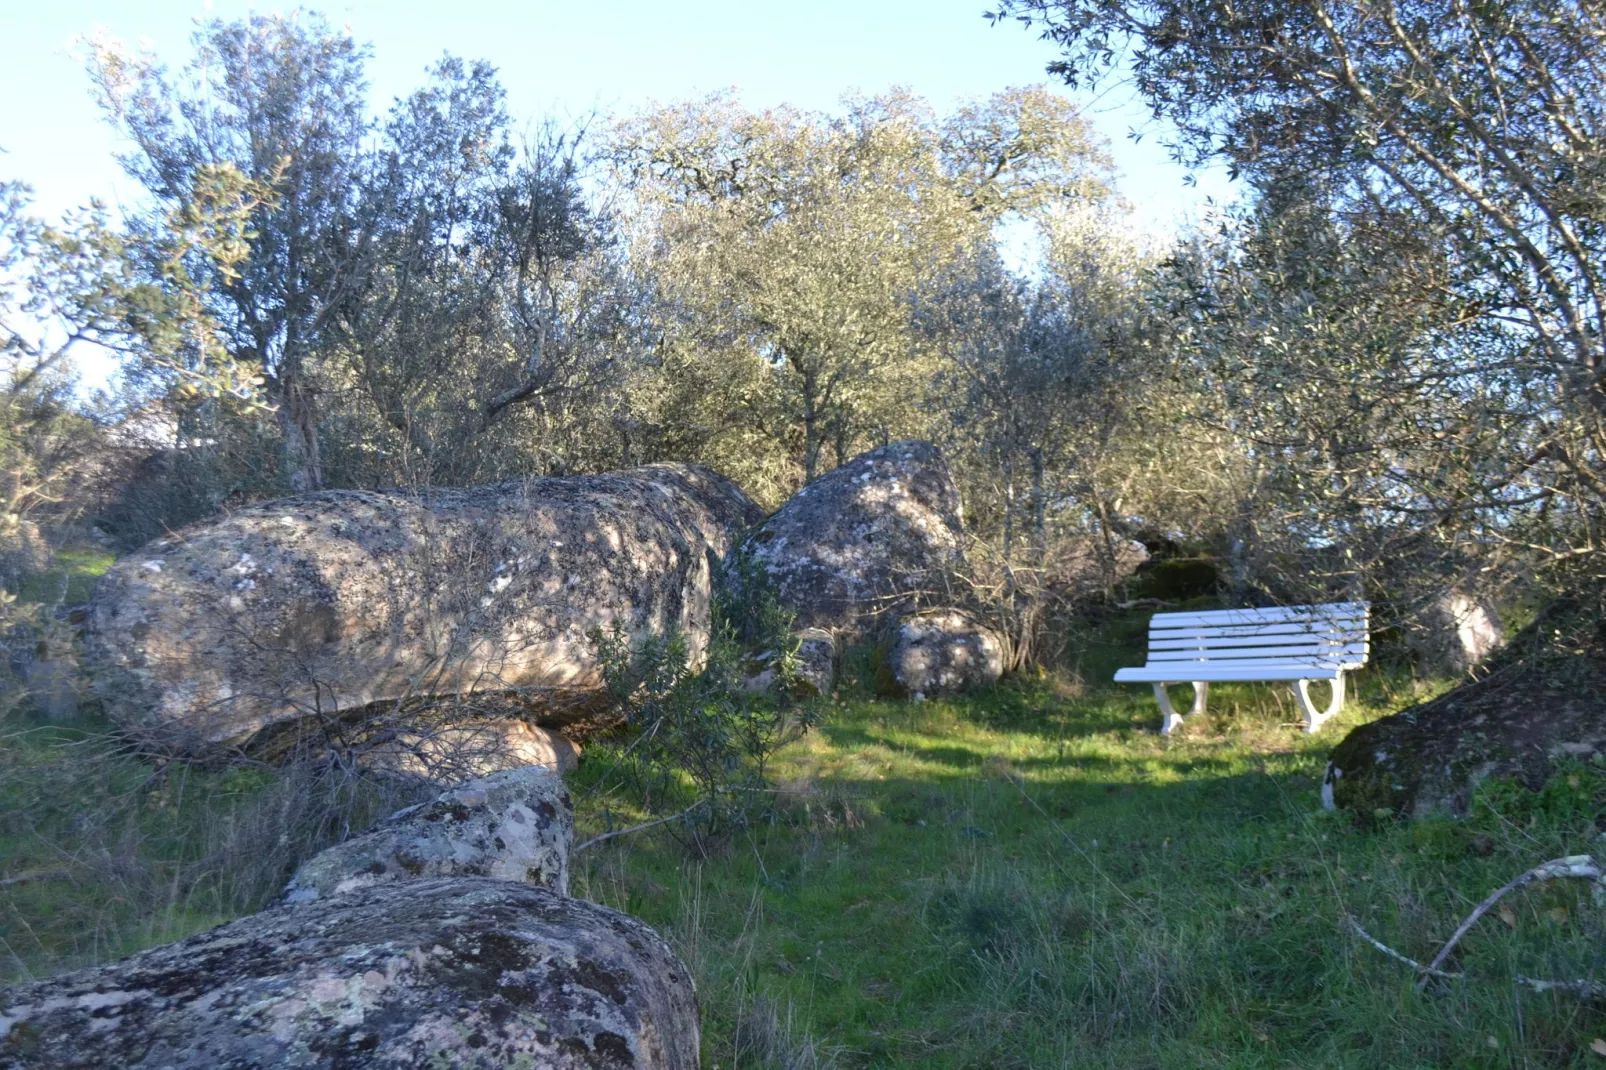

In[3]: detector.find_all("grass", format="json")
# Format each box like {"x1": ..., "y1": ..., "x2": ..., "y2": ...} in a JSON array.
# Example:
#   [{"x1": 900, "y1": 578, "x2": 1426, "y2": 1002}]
[
  {"x1": 13, "y1": 546, "x2": 116, "y2": 607},
  {"x1": 5, "y1": 606, "x2": 1606, "y2": 1066},
  {"x1": 567, "y1": 638, "x2": 1606, "y2": 1068}
]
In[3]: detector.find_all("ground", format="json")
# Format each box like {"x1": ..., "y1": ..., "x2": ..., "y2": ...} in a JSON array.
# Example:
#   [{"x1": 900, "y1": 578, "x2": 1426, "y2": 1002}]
[{"x1": 6, "y1": 601, "x2": 1606, "y2": 1067}]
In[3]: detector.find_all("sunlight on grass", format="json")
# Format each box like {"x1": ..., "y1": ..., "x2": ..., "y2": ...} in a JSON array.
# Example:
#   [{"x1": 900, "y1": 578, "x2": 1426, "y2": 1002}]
[{"x1": 572, "y1": 670, "x2": 1606, "y2": 1069}]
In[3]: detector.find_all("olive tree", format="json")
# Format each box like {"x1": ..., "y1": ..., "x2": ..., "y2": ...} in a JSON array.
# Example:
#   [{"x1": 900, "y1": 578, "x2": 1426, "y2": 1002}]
[{"x1": 613, "y1": 87, "x2": 1113, "y2": 497}]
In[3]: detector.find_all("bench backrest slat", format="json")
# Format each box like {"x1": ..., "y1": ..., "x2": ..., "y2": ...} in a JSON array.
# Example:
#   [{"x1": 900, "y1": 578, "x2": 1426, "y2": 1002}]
[
  {"x1": 1149, "y1": 630, "x2": 1361, "y2": 650},
  {"x1": 1148, "y1": 602, "x2": 1368, "y2": 629},
  {"x1": 1141, "y1": 602, "x2": 1370, "y2": 671},
  {"x1": 1145, "y1": 642, "x2": 1368, "y2": 664}
]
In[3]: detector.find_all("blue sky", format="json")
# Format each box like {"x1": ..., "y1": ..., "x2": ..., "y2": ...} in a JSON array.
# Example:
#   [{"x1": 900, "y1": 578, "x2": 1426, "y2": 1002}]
[{"x1": 2, "y1": 0, "x2": 1235, "y2": 229}]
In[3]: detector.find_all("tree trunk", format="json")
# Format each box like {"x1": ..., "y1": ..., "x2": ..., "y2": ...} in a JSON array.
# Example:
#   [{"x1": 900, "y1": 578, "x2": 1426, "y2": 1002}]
[
  {"x1": 801, "y1": 373, "x2": 821, "y2": 484},
  {"x1": 277, "y1": 367, "x2": 323, "y2": 494},
  {"x1": 1028, "y1": 446, "x2": 1047, "y2": 570},
  {"x1": 1002, "y1": 450, "x2": 1017, "y2": 603},
  {"x1": 1229, "y1": 498, "x2": 1253, "y2": 607}
]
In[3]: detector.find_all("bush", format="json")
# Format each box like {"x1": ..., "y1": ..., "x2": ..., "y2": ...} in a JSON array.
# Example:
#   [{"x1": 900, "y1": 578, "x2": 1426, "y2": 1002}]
[{"x1": 585, "y1": 556, "x2": 815, "y2": 853}]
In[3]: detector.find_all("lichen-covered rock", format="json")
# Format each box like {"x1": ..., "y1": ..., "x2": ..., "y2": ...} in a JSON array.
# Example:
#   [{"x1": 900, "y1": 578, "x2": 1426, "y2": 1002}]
[
  {"x1": 794, "y1": 629, "x2": 836, "y2": 696},
  {"x1": 360, "y1": 719, "x2": 582, "y2": 784},
  {"x1": 746, "y1": 441, "x2": 963, "y2": 636},
  {"x1": 1046, "y1": 537, "x2": 1148, "y2": 600},
  {"x1": 284, "y1": 766, "x2": 573, "y2": 904},
  {"x1": 0, "y1": 877, "x2": 699, "y2": 1069},
  {"x1": 890, "y1": 610, "x2": 1004, "y2": 697},
  {"x1": 1409, "y1": 590, "x2": 1505, "y2": 674},
  {"x1": 1324, "y1": 597, "x2": 1606, "y2": 818},
  {"x1": 85, "y1": 464, "x2": 762, "y2": 753}
]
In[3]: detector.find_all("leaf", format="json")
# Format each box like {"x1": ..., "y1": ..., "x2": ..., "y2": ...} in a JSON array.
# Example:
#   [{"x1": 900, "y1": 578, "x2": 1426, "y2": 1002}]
[
  {"x1": 1549, "y1": 906, "x2": 1570, "y2": 925},
  {"x1": 1591, "y1": 1038, "x2": 1606, "y2": 1057},
  {"x1": 1499, "y1": 905, "x2": 1517, "y2": 928}
]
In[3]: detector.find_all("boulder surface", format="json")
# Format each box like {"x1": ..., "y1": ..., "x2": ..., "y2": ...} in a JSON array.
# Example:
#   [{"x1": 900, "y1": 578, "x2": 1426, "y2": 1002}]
[
  {"x1": 746, "y1": 441, "x2": 963, "y2": 636},
  {"x1": 890, "y1": 610, "x2": 1004, "y2": 697},
  {"x1": 86, "y1": 464, "x2": 762, "y2": 753},
  {"x1": 358, "y1": 718, "x2": 582, "y2": 784},
  {"x1": 283, "y1": 766, "x2": 573, "y2": 904},
  {"x1": 1324, "y1": 597, "x2": 1606, "y2": 818},
  {"x1": 0, "y1": 877, "x2": 699, "y2": 1069}
]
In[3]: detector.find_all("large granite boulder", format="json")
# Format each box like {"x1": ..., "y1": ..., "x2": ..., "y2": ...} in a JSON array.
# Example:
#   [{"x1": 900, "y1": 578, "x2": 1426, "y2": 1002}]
[
  {"x1": 746, "y1": 441, "x2": 963, "y2": 637},
  {"x1": 0, "y1": 876, "x2": 699, "y2": 1068},
  {"x1": 1323, "y1": 597, "x2": 1606, "y2": 818},
  {"x1": 890, "y1": 610, "x2": 1004, "y2": 697},
  {"x1": 283, "y1": 766, "x2": 574, "y2": 904},
  {"x1": 85, "y1": 464, "x2": 762, "y2": 754}
]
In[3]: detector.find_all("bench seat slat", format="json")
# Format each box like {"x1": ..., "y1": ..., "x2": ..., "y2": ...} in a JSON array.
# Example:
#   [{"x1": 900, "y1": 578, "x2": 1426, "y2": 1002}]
[
  {"x1": 1148, "y1": 602, "x2": 1369, "y2": 629},
  {"x1": 1135, "y1": 655, "x2": 1360, "y2": 669},
  {"x1": 1115, "y1": 665, "x2": 1346, "y2": 682}
]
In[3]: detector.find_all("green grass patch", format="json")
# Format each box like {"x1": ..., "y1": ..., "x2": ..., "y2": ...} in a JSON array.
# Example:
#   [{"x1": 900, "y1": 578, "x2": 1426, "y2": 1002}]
[
  {"x1": 572, "y1": 670, "x2": 1606, "y2": 1068},
  {"x1": 14, "y1": 546, "x2": 115, "y2": 606}
]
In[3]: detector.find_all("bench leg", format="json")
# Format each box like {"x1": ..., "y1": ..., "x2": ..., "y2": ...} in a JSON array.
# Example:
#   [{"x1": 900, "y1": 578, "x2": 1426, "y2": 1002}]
[
  {"x1": 1294, "y1": 674, "x2": 1345, "y2": 733},
  {"x1": 1154, "y1": 682, "x2": 1208, "y2": 735}
]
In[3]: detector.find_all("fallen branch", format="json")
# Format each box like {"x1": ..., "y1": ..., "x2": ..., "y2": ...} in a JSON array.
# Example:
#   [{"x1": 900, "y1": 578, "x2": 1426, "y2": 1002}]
[
  {"x1": 573, "y1": 802, "x2": 705, "y2": 853},
  {"x1": 1514, "y1": 975, "x2": 1606, "y2": 999},
  {"x1": 1419, "y1": 854, "x2": 1604, "y2": 990},
  {"x1": 0, "y1": 868, "x2": 74, "y2": 890},
  {"x1": 1346, "y1": 855, "x2": 1606, "y2": 1000},
  {"x1": 1346, "y1": 915, "x2": 1463, "y2": 979}
]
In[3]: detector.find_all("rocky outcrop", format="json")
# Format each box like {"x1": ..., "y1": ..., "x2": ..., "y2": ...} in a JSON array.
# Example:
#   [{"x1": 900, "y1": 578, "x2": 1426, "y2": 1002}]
[
  {"x1": 746, "y1": 442, "x2": 963, "y2": 637},
  {"x1": 283, "y1": 766, "x2": 573, "y2": 904},
  {"x1": 793, "y1": 629, "x2": 836, "y2": 696},
  {"x1": 890, "y1": 610, "x2": 1004, "y2": 697},
  {"x1": 85, "y1": 464, "x2": 762, "y2": 754},
  {"x1": 1324, "y1": 597, "x2": 1606, "y2": 818},
  {"x1": 1048, "y1": 537, "x2": 1148, "y2": 599},
  {"x1": 0, "y1": 876, "x2": 699, "y2": 1068}
]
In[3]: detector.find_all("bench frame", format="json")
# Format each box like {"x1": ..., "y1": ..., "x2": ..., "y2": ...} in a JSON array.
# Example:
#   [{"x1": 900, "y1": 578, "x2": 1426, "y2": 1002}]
[{"x1": 1115, "y1": 602, "x2": 1369, "y2": 735}]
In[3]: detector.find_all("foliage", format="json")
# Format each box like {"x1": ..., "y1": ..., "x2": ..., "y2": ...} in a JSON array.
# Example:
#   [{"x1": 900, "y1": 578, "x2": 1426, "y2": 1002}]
[
  {"x1": 612, "y1": 87, "x2": 1115, "y2": 501},
  {"x1": 84, "y1": 16, "x2": 627, "y2": 495},
  {"x1": 586, "y1": 557, "x2": 813, "y2": 853},
  {"x1": 991, "y1": 0, "x2": 1606, "y2": 595}
]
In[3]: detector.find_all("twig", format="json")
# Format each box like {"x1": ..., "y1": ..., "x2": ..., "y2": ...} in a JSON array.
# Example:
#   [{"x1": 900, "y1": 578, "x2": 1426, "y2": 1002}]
[
  {"x1": 1346, "y1": 915, "x2": 1464, "y2": 979},
  {"x1": 573, "y1": 802, "x2": 705, "y2": 853},
  {"x1": 0, "y1": 868, "x2": 74, "y2": 890},
  {"x1": 1419, "y1": 854, "x2": 1604, "y2": 990},
  {"x1": 1514, "y1": 975, "x2": 1606, "y2": 999}
]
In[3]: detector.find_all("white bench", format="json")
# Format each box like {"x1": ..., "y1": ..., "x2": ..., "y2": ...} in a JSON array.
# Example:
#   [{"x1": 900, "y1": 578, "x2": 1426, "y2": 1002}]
[{"x1": 1114, "y1": 602, "x2": 1369, "y2": 735}]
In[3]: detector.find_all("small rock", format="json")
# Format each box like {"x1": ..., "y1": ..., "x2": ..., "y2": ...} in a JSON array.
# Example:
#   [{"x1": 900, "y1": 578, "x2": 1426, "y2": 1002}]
[
  {"x1": 361, "y1": 719, "x2": 581, "y2": 784},
  {"x1": 1410, "y1": 588, "x2": 1505, "y2": 673},
  {"x1": 890, "y1": 610, "x2": 1004, "y2": 696}
]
